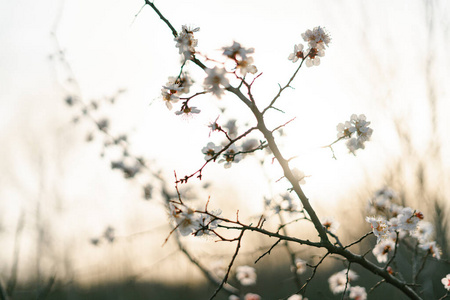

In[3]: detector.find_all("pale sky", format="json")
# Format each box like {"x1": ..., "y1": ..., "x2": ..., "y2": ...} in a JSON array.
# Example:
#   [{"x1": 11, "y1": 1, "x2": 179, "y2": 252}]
[{"x1": 1, "y1": 0, "x2": 449, "y2": 287}]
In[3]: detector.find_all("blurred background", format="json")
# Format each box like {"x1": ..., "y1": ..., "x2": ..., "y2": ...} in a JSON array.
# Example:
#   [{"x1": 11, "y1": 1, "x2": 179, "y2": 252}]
[{"x1": 1, "y1": 0, "x2": 450, "y2": 299}]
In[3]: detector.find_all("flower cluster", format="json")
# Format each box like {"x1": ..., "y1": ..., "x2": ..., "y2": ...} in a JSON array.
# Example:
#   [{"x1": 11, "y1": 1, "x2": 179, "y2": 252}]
[
  {"x1": 174, "y1": 25, "x2": 199, "y2": 59},
  {"x1": 219, "y1": 144, "x2": 243, "y2": 168},
  {"x1": 222, "y1": 41, "x2": 258, "y2": 76},
  {"x1": 161, "y1": 73, "x2": 193, "y2": 111},
  {"x1": 288, "y1": 26, "x2": 330, "y2": 67},
  {"x1": 169, "y1": 203, "x2": 222, "y2": 236},
  {"x1": 366, "y1": 188, "x2": 441, "y2": 261},
  {"x1": 336, "y1": 114, "x2": 373, "y2": 154},
  {"x1": 202, "y1": 141, "x2": 243, "y2": 168}
]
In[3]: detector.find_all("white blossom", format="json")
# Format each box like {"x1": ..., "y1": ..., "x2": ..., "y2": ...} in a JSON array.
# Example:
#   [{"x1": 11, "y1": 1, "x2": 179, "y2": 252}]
[
  {"x1": 337, "y1": 114, "x2": 373, "y2": 153},
  {"x1": 322, "y1": 216, "x2": 340, "y2": 234},
  {"x1": 336, "y1": 121, "x2": 356, "y2": 139},
  {"x1": 288, "y1": 44, "x2": 305, "y2": 63},
  {"x1": 412, "y1": 221, "x2": 434, "y2": 242},
  {"x1": 293, "y1": 258, "x2": 307, "y2": 275},
  {"x1": 397, "y1": 207, "x2": 423, "y2": 232},
  {"x1": 305, "y1": 47, "x2": 325, "y2": 67},
  {"x1": 165, "y1": 74, "x2": 193, "y2": 95},
  {"x1": 419, "y1": 241, "x2": 441, "y2": 260},
  {"x1": 223, "y1": 41, "x2": 257, "y2": 75},
  {"x1": 244, "y1": 293, "x2": 261, "y2": 300},
  {"x1": 328, "y1": 269, "x2": 358, "y2": 294},
  {"x1": 223, "y1": 41, "x2": 254, "y2": 60},
  {"x1": 301, "y1": 26, "x2": 331, "y2": 49},
  {"x1": 236, "y1": 266, "x2": 257, "y2": 286},
  {"x1": 236, "y1": 56, "x2": 258, "y2": 76},
  {"x1": 365, "y1": 216, "x2": 390, "y2": 242},
  {"x1": 175, "y1": 106, "x2": 201, "y2": 116},
  {"x1": 161, "y1": 85, "x2": 180, "y2": 110},
  {"x1": 349, "y1": 286, "x2": 367, "y2": 300},
  {"x1": 204, "y1": 67, "x2": 230, "y2": 99},
  {"x1": 175, "y1": 25, "x2": 199, "y2": 59},
  {"x1": 372, "y1": 239, "x2": 395, "y2": 263},
  {"x1": 169, "y1": 203, "x2": 200, "y2": 236},
  {"x1": 219, "y1": 144, "x2": 242, "y2": 168},
  {"x1": 442, "y1": 274, "x2": 450, "y2": 291},
  {"x1": 194, "y1": 209, "x2": 222, "y2": 236},
  {"x1": 202, "y1": 142, "x2": 221, "y2": 161},
  {"x1": 287, "y1": 294, "x2": 308, "y2": 300}
]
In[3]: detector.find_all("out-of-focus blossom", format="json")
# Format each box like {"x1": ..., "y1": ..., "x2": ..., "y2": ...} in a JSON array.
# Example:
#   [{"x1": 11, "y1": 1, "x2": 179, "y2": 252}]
[
  {"x1": 349, "y1": 286, "x2": 367, "y2": 300},
  {"x1": 244, "y1": 293, "x2": 261, "y2": 300},
  {"x1": 242, "y1": 139, "x2": 259, "y2": 152},
  {"x1": 328, "y1": 269, "x2": 358, "y2": 294},
  {"x1": 287, "y1": 294, "x2": 308, "y2": 300},
  {"x1": 412, "y1": 221, "x2": 434, "y2": 242},
  {"x1": 194, "y1": 209, "x2": 222, "y2": 236},
  {"x1": 397, "y1": 207, "x2": 423, "y2": 232},
  {"x1": 293, "y1": 258, "x2": 307, "y2": 275},
  {"x1": 103, "y1": 226, "x2": 115, "y2": 243},
  {"x1": 236, "y1": 265, "x2": 257, "y2": 286},
  {"x1": 169, "y1": 203, "x2": 199, "y2": 236},
  {"x1": 419, "y1": 241, "x2": 441, "y2": 260},
  {"x1": 322, "y1": 216, "x2": 340, "y2": 234},
  {"x1": 204, "y1": 67, "x2": 230, "y2": 99},
  {"x1": 223, "y1": 41, "x2": 257, "y2": 76},
  {"x1": 224, "y1": 119, "x2": 238, "y2": 138}
]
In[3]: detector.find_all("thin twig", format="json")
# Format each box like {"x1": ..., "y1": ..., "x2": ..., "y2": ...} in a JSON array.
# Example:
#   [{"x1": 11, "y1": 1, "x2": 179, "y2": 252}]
[
  {"x1": 341, "y1": 263, "x2": 352, "y2": 299},
  {"x1": 209, "y1": 230, "x2": 245, "y2": 300},
  {"x1": 255, "y1": 238, "x2": 282, "y2": 264},
  {"x1": 144, "y1": 1, "x2": 178, "y2": 38}
]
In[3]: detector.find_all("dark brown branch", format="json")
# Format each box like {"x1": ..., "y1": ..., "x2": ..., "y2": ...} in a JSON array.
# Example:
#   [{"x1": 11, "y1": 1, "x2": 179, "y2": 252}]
[
  {"x1": 262, "y1": 55, "x2": 308, "y2": 115},
  {"x1": 209, "y1": 230, "x2": 245, "y2": 300},
  {"x1": 144, "y1": 1, "x2": 178, "y2": 38}
]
